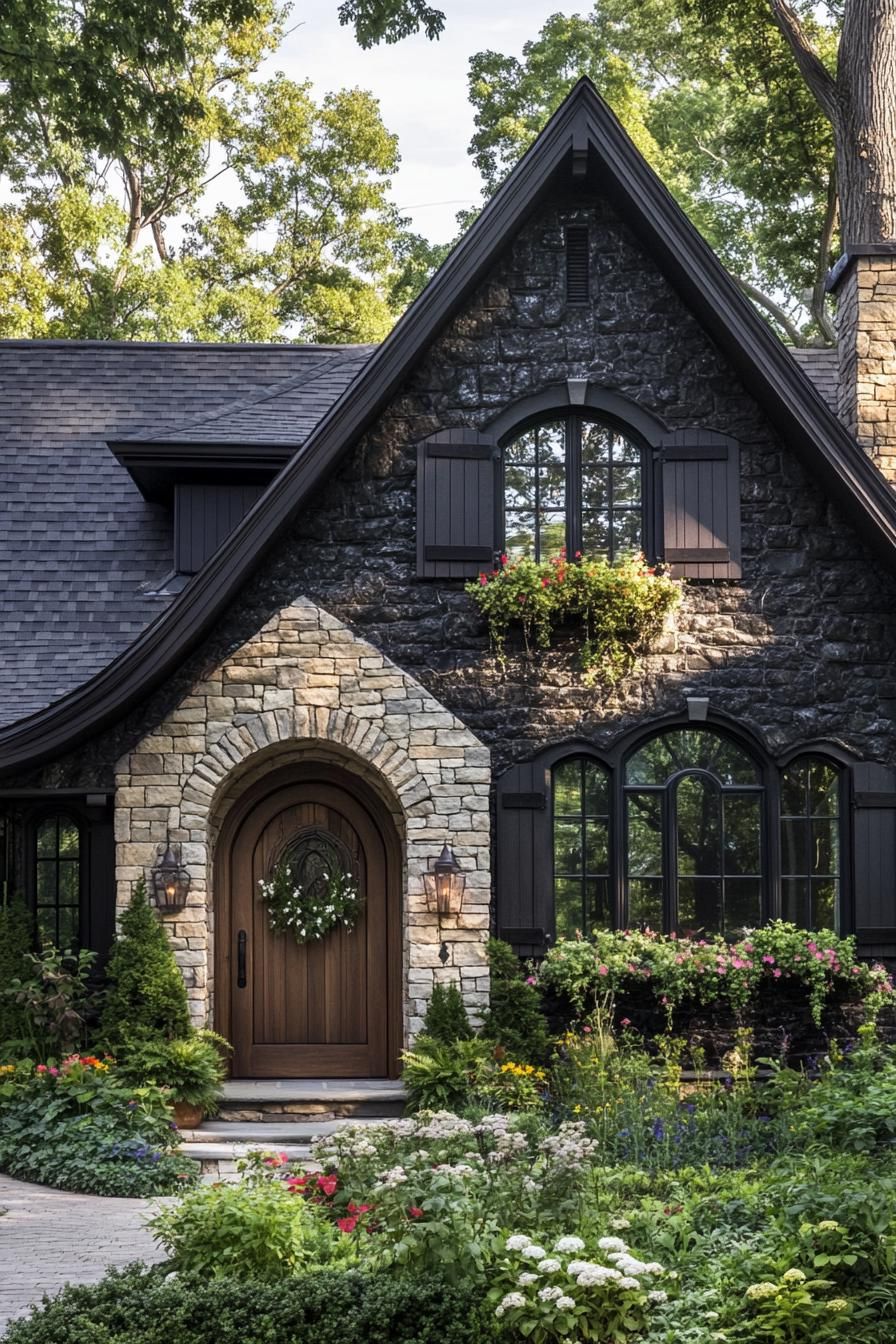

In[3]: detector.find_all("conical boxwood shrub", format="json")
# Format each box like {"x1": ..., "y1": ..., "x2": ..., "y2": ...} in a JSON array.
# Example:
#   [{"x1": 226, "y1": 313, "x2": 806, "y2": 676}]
[{"x1": 100, "y1": 878, "x2": 191, "y2": 1048}]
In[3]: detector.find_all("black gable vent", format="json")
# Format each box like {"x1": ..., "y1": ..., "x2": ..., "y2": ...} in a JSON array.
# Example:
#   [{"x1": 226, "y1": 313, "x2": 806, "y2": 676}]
[{"x1": 565, "y1": 225, "x2": 590, "y2": 303}]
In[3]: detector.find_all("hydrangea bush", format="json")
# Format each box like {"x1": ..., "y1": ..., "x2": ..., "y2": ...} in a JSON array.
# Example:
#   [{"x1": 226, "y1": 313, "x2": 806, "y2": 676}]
[{"x1": 491, "y1": 1232, "x2": 669, "y2": 1342}]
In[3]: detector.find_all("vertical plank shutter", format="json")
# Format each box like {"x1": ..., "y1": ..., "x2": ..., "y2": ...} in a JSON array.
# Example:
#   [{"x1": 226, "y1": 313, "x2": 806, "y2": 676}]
[
  {"x1": 852, "y1": 763, "x2": 896, "y2": 957},
  {"x1": 496, "y1": 761, "x2": 550, "y2": 956},
  {"x1": 656, "y1": 429, "x2": 741, "y2": 579},
  {"x1": 416, "y1": 429, "x2": 499, "y2": 579}
]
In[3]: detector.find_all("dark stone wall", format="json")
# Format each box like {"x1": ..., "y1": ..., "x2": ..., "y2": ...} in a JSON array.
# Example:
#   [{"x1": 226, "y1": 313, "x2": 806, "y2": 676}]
[{"x1": 32, "y1": 189, "x2": 896, "y2": 789}]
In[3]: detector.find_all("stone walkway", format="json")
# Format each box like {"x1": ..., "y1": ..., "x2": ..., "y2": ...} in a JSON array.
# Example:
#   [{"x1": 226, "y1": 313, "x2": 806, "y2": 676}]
[{"x1": 0, "y1": 1174, "x2": 166, "y2": 1334}]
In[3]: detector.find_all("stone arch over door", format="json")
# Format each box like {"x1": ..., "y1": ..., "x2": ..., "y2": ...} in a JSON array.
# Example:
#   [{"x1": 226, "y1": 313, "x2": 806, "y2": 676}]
[{"x1": 114, "y1": 596, "x2": 492, "y2": 1045}]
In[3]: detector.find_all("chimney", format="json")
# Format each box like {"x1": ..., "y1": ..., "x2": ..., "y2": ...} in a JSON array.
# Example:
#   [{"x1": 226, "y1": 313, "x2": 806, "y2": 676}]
[{"x1": 831, "y1": 243, "x2": 896, "y2": 482}]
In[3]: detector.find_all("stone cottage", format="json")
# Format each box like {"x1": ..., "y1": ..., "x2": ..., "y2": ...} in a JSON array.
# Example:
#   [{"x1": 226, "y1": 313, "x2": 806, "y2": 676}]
[{"x1": 2, "y1": 79, "x2": 896, "y2": 1079}]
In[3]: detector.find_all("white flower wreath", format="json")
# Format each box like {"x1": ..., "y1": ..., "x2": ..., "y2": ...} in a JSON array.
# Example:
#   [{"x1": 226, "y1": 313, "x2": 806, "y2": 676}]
[{"x1": 258, "y1": 858, "x2": 363, "y2": 943}]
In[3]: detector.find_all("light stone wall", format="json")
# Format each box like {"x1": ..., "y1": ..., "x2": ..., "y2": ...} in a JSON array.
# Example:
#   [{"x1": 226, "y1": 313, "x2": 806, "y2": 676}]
[
  {"x1": 837, "y1": 253, "x2": 896, "y2": 482},
  {"x1": 113, "y1": 596, "x2": 491, "y2": 1045}
]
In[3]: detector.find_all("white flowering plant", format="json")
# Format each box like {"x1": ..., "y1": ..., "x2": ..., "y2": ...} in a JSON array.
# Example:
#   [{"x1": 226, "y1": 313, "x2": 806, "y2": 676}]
[
  {"x1": 490, "y1": 1231, "x2": 668, "y2": 1342},
  {"x1": 258, "y1": 860, "x2": 362, "y2": 942}
]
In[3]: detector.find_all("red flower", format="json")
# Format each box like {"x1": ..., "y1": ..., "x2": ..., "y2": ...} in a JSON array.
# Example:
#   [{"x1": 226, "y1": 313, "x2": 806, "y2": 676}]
[
  {"x1": 284, "y1": 1175, "x2": 310, "y2": 1192},
  {"x1": 408, "y1": 1206, "x2": 424, "y2": 1219},
  {"x1": 500, "y1": 553, "x2": 508, "y2": 566},
  {"x1": 478, "y1": 573, "x2": 488, "y2": 586},
  {"x1": 347, "y1": 1202, "x2": 373, "y2": 1215},
  {"x1": 317, "y1": 1174, "x2": 338, "y2": 1198},
  {"x1": 337, "y1": 1216, "x2": 358, "y2": 1234}
]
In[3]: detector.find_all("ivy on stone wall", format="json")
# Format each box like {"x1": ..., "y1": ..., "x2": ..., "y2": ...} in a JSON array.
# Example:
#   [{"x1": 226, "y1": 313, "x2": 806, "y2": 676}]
[{"x1": 466, "y1": 551, "x2": 682, "y2": 682}]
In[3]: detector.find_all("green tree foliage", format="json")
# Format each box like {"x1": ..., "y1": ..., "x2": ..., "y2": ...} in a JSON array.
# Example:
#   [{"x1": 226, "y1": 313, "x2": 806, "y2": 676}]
[
  {"x1": 0, "y1": 1, "x2": 439, "y2": 340},
  {"x1": 338, "y1": 0, "x2": 446, "y2": 48},
  {"x1": 466, "y1": 2, "x2": 839, "y2": 344},
  {"x1": 100, "y1": 879, "x2": 192, "y2": 1049},
  {"x1": 422, "y1": 980, "x2": 473, "y2": 1043},
  {"x1": 481, "y1": 937, "x2": 550, "y2": 1065}
]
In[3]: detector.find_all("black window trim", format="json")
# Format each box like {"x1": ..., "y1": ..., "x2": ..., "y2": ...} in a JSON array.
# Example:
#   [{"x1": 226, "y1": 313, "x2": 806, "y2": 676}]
[
  {"x1": 500, "y1": 715, "x2": 857, "y2": 945},
  {"x1": 499, "y1": 409, "x2": 656, "y2": 564}
]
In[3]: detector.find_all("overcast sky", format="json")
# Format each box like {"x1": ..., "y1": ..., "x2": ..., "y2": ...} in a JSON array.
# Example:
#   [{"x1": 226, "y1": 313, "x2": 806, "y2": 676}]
[{"x1": 258, "y1": 1, "x2": 568, "y2": 242}]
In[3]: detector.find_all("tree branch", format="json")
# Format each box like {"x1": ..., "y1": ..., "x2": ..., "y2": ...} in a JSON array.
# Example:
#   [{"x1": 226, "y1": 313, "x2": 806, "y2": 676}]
[
  {"x1": 810, "y1": 167, "x2": 838, "y2": 344},
  {"x1": 734, "y1": 274, "x2": 806, "y2": 345},
  {"x1": 768, "y1": 0, "x2": 840, "y2": 125}
]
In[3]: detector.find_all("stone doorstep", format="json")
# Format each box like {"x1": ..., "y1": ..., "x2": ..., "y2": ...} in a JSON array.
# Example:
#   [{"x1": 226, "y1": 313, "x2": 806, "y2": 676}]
[
  {"x1": 221, "y1": 1079, "x2": 407, "y2": 1103},
  {"x1": 184, "y1": 1118, "x2": 387, "y2": 1142}
]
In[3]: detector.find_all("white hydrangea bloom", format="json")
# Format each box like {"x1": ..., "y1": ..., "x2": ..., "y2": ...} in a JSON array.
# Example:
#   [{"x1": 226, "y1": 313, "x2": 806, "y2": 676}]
[
  {"x1": 618, "y1": 1276, "x2": 641, "y2": 1289},
  {"x1": 520, "y1": 1244, "x2": 548, "y2": 1260},
  {"x1": 643, "y1": 1262, "x2": 665, "y2": 1276},
  {"x1": 556, "y1": 1296, "x2": 575, "y2": 1311},
  {"x1": 609, "y1": 1217, "x2": 631, "y2": 1230},
  {"x1": 517, "y1": 1273, "x2": 538, "y2": 1286},
  {"x1": 648, "y1": 1290, "x2": 668, "y2": 1303},
  {"x1": 553, "y1": 1236, "x2": 585, "y2": 1254},
  {"x1": 538, "y1": 1286, "x2": 563, "y2": 1302},
  {"x1": 500, "y1": 1293, "x2": 527, "y2": 1310},
  {"x1": 505, "y1": 1234, "x2": 532, "y2": 1252},
  {"x1": 566, "y1": 1260, "x2": 596, "y2": 1276},
  {"x1": 576, "y1": 1266, "x2": 622, "y2": 1286},
  {"x1": 598, "y1": 1237, "x2": 628, "y2": 1253}
]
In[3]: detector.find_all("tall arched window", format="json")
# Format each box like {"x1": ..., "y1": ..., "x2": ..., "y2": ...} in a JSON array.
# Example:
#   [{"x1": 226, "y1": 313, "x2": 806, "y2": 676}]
[
  {"x1": 34, "y1": 813, "x2": 82, "y2": 948},
  {"x1": 503, "y1": 416, "x2": 645, "y2": 562},
  {"x1": 552, "y1": 756, "x2": 611, "y2": 938},
  {"x1": 623, "y1": 728, "x2": 764, "y2": 937},
  {"x1": 781, "y1": 756, "x2": 841, "y2": 930}
]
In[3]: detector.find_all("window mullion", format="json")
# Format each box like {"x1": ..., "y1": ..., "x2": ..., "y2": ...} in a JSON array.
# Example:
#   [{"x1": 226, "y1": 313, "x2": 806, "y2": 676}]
[{"x1": 567, "y1": 417, "x2": 581, "y2": 557}]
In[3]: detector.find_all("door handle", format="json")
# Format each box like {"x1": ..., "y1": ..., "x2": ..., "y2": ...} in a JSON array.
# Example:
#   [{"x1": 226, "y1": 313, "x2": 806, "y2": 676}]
[{"x1": 237, "y1": 929, "x2": 247, "y2": 988}]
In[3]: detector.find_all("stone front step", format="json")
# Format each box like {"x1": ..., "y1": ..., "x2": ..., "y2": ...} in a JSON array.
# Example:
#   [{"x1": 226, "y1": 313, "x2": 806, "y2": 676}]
[
  {"x1": 216, "y1": 1077, "x2": 407, "y2": 1123},
  {"x1": 179, "y1": 1088, "x2": 403, "y2": 1182}
]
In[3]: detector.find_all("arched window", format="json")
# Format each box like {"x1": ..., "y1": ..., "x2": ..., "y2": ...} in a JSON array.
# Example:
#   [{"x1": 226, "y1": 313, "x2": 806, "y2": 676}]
[
  {"x1": 552, "y1": 757, "x2": 611, "y2": 938},
  {"x1": 503, "y1": 416, "x2": 644, "y2": 562},
  {"x1": 623, "y1": 728, "x2": 764, "y2": 937},
  {"x1": 781, "y1": 756, "x2": 842, "y2": 930},
  {"x1": 34, "y1": 813, "x2": 81, "y2": 948}
]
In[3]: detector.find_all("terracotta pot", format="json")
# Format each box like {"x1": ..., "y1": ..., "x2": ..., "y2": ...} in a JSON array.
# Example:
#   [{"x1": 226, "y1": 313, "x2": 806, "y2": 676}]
[{"x1": 172, "y1": 1100, "x2": 204, "y2": 1129}]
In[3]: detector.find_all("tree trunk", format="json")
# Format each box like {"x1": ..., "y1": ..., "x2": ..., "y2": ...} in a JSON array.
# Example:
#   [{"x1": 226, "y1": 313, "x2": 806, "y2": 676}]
[
  {"x1": 771, "y1": 0, "x2": 896, "y2": 245},
  {"x1": 837, "y1": 0, "x2": 896, "y2": 243}
]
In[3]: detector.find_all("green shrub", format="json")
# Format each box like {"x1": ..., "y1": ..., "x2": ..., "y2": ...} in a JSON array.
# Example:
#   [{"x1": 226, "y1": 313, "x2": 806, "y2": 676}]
[
  {"x1": 400, "y1": 1035, "x2": 491, "y2": 1112},
  {"x1": 0, "y1": 1053, "x2": 197, "y2": 1196},
  {"x1": 3, "y1": 943, "x2": 97, "y2": 1061},
  {"x1": 422, "y1": 981, "x2": 473, "y2": 1043},
  {"x1": 119, "y1": 1030, "x2": 228, "y2": 1113},
  {"x1": 150, "y1": 1179, "x2": 351, "y2": 1279},
  {"x1": 3, "y1": 1266, "x2": 494, "y2": 1344},
  {"x1": 0, "y1": 898, "x2": 35, "y2": 1054},
  {"x1": 100, "y1": 878, "x2": 191, "y2": 1048},
  {"x1": 481, "y1": 937, "x2": 551, "y2": 1064}
]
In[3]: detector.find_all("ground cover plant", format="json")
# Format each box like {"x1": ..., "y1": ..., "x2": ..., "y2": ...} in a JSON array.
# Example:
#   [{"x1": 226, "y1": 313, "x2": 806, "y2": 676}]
[
  {"x1": 0, "y1": 1053, "x2": 198, "y2": 1196},
  {"x1": 0, "y1": 883, "x2": 217, "y2": 1195}
]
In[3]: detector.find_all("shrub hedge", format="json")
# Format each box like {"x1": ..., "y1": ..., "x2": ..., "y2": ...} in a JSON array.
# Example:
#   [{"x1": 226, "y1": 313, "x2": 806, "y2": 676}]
[{"x1": 3, "y1": 1266, "x2": 494, "y2": 1344}]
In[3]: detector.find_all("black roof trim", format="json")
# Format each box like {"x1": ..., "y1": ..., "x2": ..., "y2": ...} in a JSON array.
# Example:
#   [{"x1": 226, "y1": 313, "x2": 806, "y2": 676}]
[
  {"x1": 109, "y1": 441, "x2": 297, "y2": 502},
  {"x1": 3, "y1": 77, "x2": 896, "y2": 772}
]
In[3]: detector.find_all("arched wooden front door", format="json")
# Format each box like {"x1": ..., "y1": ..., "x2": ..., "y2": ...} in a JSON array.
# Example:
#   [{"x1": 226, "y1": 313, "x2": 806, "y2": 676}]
[{"x1": 216, "y1": 766, "x2": 402, "y2": 1078}]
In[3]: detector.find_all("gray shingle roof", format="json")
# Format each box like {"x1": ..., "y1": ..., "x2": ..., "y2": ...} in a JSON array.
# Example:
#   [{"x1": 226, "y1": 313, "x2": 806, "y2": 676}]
[
  {"x1": 0, "y1": 340, "x2": 373, "y2": 727},
  {"x1": 788, "y1": 346, "x2": 840, "y2": 412}
]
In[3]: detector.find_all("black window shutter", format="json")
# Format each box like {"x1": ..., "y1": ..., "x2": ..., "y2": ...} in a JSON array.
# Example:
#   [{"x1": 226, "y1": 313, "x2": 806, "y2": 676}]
[
  {"x1": 656, "y1": 429, "x2": 741, "y2": 579},
  {"x1": 852, "y1": 763, "x2": 896, "y2": 957},
  {"x1": 416, "y1": 429, "x2": 499, "y2": 578},
  {"x1": 495, "y1": 761, "x2": 551, "y2": 956}
]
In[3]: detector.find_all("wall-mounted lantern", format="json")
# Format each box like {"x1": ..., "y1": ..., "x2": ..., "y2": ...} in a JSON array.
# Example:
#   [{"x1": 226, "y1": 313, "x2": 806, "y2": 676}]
[
  {"x1": 423, "y1": 842, "x2": 466, "y2": 965},
  {"x1": 150, "y1": 839, "x2": 191, "y2": 914}
]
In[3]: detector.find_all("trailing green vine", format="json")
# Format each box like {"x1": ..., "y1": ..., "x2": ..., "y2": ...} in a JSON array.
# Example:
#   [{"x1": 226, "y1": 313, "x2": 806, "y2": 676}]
[{"x1": 466, "y1": 551, "x2": 682, "y2": 682}]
